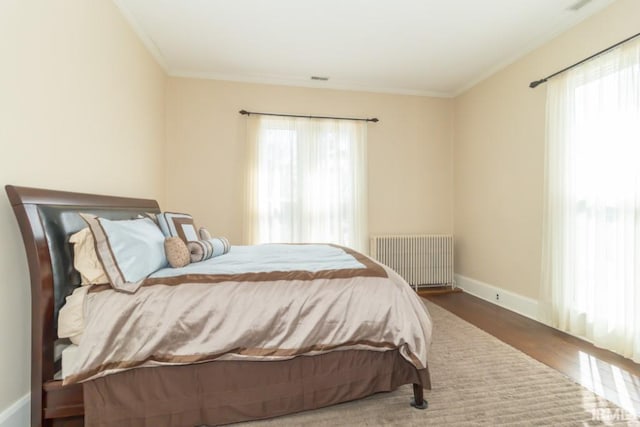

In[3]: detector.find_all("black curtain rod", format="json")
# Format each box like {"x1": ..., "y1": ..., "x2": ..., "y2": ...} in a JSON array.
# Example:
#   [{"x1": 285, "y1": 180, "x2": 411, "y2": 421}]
[
  {"x1": 239, "y1": 109, "x2": 379, "y2": 123},
  {"x1": 529, "y1": 31, "x2": 640, "y2": 88}
]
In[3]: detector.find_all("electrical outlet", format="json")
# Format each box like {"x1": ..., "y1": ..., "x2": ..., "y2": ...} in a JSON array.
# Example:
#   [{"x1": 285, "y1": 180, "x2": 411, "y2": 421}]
[{"x1": 496, "y1": 293, "x2": 500, "y2": 301}]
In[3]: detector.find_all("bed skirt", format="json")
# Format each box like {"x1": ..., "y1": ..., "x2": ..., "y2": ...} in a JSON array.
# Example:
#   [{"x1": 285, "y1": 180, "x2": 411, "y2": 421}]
[{"x1": 83, "y1": 349, "x2": 431, "y2": 426}]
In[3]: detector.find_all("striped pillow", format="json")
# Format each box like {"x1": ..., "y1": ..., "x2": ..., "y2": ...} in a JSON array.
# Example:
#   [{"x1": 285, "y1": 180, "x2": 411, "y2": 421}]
[{"x1": 187, "y1": 237, "x2": 230, "y2": 263}]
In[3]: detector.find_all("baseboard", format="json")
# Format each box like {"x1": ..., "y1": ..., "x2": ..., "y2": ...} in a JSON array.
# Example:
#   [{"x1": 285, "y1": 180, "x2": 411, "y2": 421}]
[
  {"x1": 0, "y1": 394, "x2": 29, "y2": 427},
  {"x1": 455, "y1": 274, "x2": 539, "y2": 321}
]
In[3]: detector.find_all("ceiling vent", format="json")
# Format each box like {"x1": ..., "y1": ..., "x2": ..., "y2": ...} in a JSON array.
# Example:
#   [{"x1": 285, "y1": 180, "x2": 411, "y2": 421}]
[
  {"x1": 568, "y1": 0, "x2": 593, "y2": 11},
  {"x1": 310, "y1": 76, "x2": 329, "y2": 81}
]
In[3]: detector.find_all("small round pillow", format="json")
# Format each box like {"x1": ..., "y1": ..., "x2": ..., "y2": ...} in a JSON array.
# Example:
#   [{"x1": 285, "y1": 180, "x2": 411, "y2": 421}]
[
  {"x1": 199, "y1": 227, "x2": 212, "y2": 240},
  {"x1": 164, "y1": 237, "x2": 191, "y2": 268}
]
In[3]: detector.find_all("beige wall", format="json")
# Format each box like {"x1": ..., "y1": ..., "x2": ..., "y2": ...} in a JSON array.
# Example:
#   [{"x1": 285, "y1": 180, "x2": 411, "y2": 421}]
[
  {"x1": 166, "y1": 78, "x2": 454, "y2": 245},
  {"x1": 0, "y1": 0, "x2": 165, "y2": 413},
  {"x1": 453, "y1": 0, "x2": 640, "y2": 300}
]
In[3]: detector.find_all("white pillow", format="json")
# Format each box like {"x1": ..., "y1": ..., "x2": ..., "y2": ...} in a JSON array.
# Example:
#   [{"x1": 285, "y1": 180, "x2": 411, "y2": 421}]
[
  {"x1": 80, "y1": 214, "x2": 167, "y2": 293},
  {"x1": 69, "y1": 228, "x2": 108, "y2": 285}
]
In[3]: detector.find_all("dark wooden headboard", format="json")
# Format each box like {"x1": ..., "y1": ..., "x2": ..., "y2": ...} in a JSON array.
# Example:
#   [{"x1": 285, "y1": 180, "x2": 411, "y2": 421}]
[{"x1": 5, "y1": 185, "x2": 160, "y2": 427}]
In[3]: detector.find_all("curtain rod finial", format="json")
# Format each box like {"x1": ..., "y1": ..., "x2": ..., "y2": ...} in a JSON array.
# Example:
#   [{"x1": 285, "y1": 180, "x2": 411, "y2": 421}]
[
  {"x1": 370, "y1": 118, "x2": 379, "y2": 123},
  {"x1": 529, "y1": 79, "x2": 546, "y2": 89},
  {"x1": 239, "y1": 109, "x2": 249, "y2": 115}
]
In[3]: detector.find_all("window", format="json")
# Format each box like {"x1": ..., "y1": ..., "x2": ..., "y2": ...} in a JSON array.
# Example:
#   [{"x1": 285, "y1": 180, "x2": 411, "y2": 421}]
[
  {"x1": 244, "y1": 116, "x2": 367, "y2": 252},
  {"x1": 541, "y1": 37, "x2": 640, "y2": 362}
]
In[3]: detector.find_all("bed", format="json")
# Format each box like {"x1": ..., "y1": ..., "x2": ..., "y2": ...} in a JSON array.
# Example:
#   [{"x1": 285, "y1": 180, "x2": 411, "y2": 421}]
[{"x1": 5, "y1": 185, "x2": 432, "y2": 427}]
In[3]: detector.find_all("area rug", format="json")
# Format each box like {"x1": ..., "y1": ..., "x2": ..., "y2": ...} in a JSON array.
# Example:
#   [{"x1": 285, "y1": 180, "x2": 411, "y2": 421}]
[{"x1": 241, "y1": 300, "x2": 639, "y2": 426}]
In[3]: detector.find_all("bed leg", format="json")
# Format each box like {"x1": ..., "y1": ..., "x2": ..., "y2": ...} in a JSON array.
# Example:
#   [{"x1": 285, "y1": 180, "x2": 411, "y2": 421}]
[{"x1": 410, "y1": 383, "x2": 428, "y2": 409}]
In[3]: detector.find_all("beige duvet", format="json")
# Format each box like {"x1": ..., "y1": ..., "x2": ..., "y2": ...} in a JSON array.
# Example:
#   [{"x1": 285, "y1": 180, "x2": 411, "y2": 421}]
[{"x1": 64, "y1": 244, "x2": 432, "y2": 384}]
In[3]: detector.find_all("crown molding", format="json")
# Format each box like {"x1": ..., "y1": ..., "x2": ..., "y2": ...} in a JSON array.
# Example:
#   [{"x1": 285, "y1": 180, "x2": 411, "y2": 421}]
[
  {"x1": 169, "y1": 70, "x2": 454, "y2": 98},
  {"x1": 112, "y1": 0, "x2": 169, "y2": 72},
  {"x1": 453, "y1": 0, "x2": 617, "y2": 97}
]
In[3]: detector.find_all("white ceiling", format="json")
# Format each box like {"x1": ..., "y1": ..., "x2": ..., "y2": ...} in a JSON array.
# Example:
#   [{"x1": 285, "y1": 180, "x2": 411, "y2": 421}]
[{"x1": 114, "y1": 0, "x2": 616, "y2": 97}]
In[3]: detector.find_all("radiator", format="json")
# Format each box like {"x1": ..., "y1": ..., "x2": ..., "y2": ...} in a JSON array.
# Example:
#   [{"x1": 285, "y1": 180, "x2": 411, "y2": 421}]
[{"x1": 370, "y1": 235, "x2": 454, "y2": 291}]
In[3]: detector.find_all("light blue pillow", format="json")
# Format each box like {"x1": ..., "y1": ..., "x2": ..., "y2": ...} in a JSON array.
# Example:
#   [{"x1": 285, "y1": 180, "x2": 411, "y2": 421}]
[{"x1": 80, "y1": 214, "x2": 167, "y2": 293}]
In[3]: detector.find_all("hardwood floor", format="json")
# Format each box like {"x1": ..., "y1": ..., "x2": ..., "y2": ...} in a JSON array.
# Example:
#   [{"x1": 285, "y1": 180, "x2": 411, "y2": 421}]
[{"x1": 426, "y1": 291, "x2": 640, "y2": 418}]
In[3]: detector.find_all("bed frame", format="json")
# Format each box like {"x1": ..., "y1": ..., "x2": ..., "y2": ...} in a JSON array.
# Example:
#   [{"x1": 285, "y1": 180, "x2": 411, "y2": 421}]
[{"x1": 5, "y1": 185, "x2": 428, "y2": 427}]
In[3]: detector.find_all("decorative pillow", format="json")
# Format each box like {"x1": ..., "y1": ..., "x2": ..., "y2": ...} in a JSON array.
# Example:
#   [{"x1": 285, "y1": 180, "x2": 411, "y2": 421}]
[
  {"x1": 164, "y1": 237, "x2": 191, "y2": 268},
  {"x1": 69, "y1": 228, "x2": 109, "y2": 285},
  {"x1": 157, "y1": 212, "x2": 199, "y2": 242},
  {"x1": 80, "y1": 214, "x2": 167, "y2": 293},
  {"x1": 198, "y1": 227, "x2": 212, "y2": 240},
  {"x1": 188, "y1": 237, "x2": 231, "y2": 263}
]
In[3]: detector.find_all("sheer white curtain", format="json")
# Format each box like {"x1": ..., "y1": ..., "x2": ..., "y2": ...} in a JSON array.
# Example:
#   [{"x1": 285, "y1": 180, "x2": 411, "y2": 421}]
[
  {"x1": 540, "y1": 38, "x2": 640, "y2": 362},
  {"x1": 244, "y1": 115, "x2": 368, "y2": 252}
]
